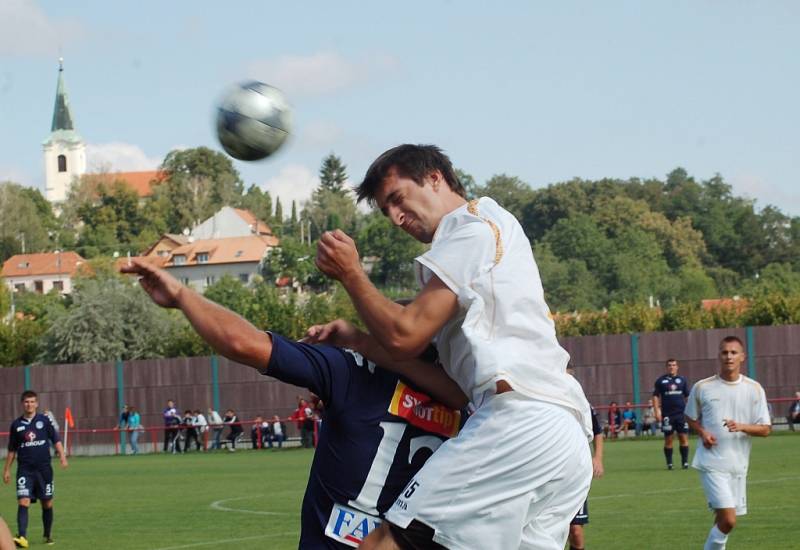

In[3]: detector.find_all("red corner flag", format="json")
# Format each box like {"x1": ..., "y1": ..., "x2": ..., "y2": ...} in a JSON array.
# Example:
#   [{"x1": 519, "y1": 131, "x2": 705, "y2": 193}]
[{"x1": 65, "y1": 407, "x2": 75, "y2": 428}]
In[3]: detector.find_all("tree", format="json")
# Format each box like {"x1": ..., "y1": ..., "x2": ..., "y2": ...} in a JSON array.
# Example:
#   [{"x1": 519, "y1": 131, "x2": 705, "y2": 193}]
[
  {"x1": 37, "y1": 274, "x2": 177, "y2": 363},
  {"x1": 319, "y1": 153, "x2": 349, "y2": 195},
  {"x1": 455, "y1": 169, "x2": 478, "y2": 200},
  {"x1": 475, "y1": 174, "x2": 535, "y2": 223},
  {"x1": 154, "y1": 147, "x2": 244, "y2": 232},
  {"x1": 0, "y1": 182, "x2": 52, "y2": 263},
  {"x1": 357, "y1": 211, "x2": 425, "y2": 289},
  {"x1": 237, "y1": 184, "x2": 273, "y2": 226},
  {"x1": 305, "y1": 187, "x2": 357, "y2": 239}
]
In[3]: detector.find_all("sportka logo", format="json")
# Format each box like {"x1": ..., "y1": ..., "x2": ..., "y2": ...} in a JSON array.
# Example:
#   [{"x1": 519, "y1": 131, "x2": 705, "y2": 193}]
[{"x1": 325, "y1": 503, "x2": 380, "y2": 548}]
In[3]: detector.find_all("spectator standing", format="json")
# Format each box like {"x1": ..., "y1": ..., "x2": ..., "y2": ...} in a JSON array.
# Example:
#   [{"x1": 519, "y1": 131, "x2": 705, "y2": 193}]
[
  {"x1": 653, "y1": 359, "x2": 691, "y2": 469},
  {"x1": 291, "y1": 399, "x2": 314, "y2": 448},
  {"x1": 643, "y1": 399, "x2": 658, "y2": 436},
  {"x1": 251, "y1": 416, "x2": 266, "y2": 449},
  {"x1": 127, "y1": 406, "x2": 142, "y2": 455},
  {"x1": 223, "y1": 409, "x2": 242, "y2": 452},
  {"x1": 182, "y1": 410, "x2": 198, "y2": 452},
  {"x1": 269, "y1": 415, "x2": 286, "y2": 449},
  {"x1": 193, "y1": 410, "x2": 208, "y2": 450},
  {"x1": 117, "y1": 405, "x2": 129, "y2": 430},
  {"x1": 207, "y1": 408, "x2": 224, "y2": 450},
  {"x1": 787, "y1": 392, "x2": 800, "y2": 431},
  {"x1": 606, "y1": 402, "x2": 621, "y2": 439},
  {"x1": 162, "y1": 400, "x2": 181, "y2": 453}
]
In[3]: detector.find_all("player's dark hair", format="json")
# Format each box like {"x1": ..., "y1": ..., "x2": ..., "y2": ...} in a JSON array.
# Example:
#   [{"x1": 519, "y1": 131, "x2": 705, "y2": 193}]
[
  {"x1": 665, "y1": 358, "x2": 677, "y2": 365},
  {"x1": 357, "y1": 144, "x2": 466, "y2": 205},
  {"x1": 20, "y1": 390, "x2": 37, "y2": 401},
  {"x1": 720, "y1": 335, "x2": 745, "y2": 349}
]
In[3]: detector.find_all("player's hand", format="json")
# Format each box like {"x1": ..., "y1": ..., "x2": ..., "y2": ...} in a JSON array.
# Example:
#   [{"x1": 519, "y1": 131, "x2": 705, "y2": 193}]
[
  {"x1": 315, "y1": 230, "x2": 362, "y2": 283},
  {"x1": 2, "y1": 470, "x2": 9, "y2": 484},
  {"x1": 701, "y1": 431, "x2": 717, "y2": 449},
  {"x1": 304, "y1": 319, "x2": 362, "y2": 348},
  {"x1": 724, "y1": 419, "x2": 741, "y2": 433},
  {"x1": 120, "y1": 258, "x2": 183, "y2": 308},
  {"x1": 59, "y1": 456, "x2": 69, "y2": 469},
  {"x1": 592, "y1": 457, "x2": 604, "y2": 478}
]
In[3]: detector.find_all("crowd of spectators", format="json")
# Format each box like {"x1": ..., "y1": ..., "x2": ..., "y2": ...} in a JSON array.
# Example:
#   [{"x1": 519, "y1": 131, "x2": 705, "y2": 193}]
[{"x1": 114, "y1": 396, "x2": 322, "y2": 454}]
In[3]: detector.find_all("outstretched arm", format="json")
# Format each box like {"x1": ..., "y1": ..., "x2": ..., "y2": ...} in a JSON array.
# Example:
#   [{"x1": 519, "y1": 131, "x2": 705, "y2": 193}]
[
  {"x1": 316, "y1": 230, "x2": 459, "y2": 359},
  {"x1": 121, "y1": 259, "x2": 272, "y2": 371}
]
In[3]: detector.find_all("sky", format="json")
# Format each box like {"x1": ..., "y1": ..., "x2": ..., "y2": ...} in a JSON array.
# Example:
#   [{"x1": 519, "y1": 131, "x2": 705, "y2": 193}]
[{"x1": 1, "y1": 1, "x2": 798, "y2": 215}]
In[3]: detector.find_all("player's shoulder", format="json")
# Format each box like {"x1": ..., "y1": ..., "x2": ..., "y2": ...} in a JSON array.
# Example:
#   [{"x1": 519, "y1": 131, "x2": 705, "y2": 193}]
[
  {"x1": 692, "y1": 375, "x2": 718, "y2": 391},
  {"x1": 740, "y1": 375, "x2": 765, "y2": 393}
]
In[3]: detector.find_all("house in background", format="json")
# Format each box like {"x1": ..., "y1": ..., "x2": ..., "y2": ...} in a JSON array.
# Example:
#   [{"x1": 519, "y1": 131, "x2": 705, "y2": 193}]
[
  {"x1": 2, "y1": 251, "x2": 86, "y2": 295},
  {"x1": 136, "y1": 207, "x2": 280, "y2": 292},
  {"x1": 191, "y1": 206, "x2": 276, "y2": 239}
]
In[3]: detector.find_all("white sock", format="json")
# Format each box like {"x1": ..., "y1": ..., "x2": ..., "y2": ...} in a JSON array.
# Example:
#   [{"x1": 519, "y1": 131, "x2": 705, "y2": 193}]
[{"x1": 703, "y1": 524, "x2": 728, "y2": 550}]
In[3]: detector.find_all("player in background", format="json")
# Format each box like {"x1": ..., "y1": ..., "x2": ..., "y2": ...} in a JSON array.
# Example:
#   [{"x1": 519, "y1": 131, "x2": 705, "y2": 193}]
[
  {"x1": 565, "y1": 366, "x2": 604, "y2": 550},
  {"x1": 313, "y1": 144, "x2": 592, "y2": 550},
  {"x1": 121, "y1": 258, "x2": 467, "y2": 548},
  {"x1": 653, "y1": 359, "x2": 690, "y2": 469},
  {"x1": 685, "y1": 336, "x2": 771, "y2": 550},
  {"x1": 3, "y1": 391, "x2": 68, "y2": 548}
]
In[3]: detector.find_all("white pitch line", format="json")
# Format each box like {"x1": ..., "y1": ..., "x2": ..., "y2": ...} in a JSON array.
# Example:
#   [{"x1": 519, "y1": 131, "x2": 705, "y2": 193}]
[
  {"x1": 152, "y1": 532, "x2": 295, "y2": 550},
  {"x1": 591, "y1": 475, "x2": 800, "y2": 501},
  {"x1": 210, "y1": 494, "x2": 291, "y2": 516}
]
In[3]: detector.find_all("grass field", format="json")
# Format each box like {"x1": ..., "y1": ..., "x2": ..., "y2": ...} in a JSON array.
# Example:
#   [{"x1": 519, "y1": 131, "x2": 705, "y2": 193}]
[{"x1": 0, "y1": 433, "x2": 796, "y2": 549}]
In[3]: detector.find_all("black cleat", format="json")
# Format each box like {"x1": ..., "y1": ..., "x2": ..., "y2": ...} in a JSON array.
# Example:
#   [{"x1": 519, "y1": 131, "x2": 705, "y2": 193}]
[
  {"x1": 667, "y1": 464, "x2": 674, "y2": 470},
  {"x1": 682, "y1": 463, "x2": 689, "y2": 470},
  {"x1": 44, "y1": 536, "x2": 55, "y2": 545}
]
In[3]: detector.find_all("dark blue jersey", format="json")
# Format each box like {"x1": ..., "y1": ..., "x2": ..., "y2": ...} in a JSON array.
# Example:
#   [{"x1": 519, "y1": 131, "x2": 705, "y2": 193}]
[
  {"x1": 7, "y1": 413, "x2": 60, "y2": 470},
  {"x1": 264, "y1": 334, "x2": 460, "y2": 549},
  {"x1": 653, "y1": 374, "x2": 690, "y2": 417}
]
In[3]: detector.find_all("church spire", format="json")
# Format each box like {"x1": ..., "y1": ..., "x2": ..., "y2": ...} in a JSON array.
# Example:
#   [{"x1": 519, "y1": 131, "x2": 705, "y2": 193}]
[{"x1": 51, "y1": 57, "x2": 75, "y2": 132}]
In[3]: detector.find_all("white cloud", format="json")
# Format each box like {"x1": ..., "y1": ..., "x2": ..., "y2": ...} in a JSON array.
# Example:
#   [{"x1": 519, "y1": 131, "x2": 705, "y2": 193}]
[
  {"x1": 261, "y1": 164, "x2": 320, "y2": 216},
  {"x1": 86, "y1": 142, "x2": 162, "y2": 172},
  {"x1": 728, "y1": 173, "x2": 800, "y2": 215},
  {"x1": 0, "y1": 0, "x2": 84, "y2": 56},
  {"x1": 246, "y1": 51, "x2": 398, "y2": 99}
]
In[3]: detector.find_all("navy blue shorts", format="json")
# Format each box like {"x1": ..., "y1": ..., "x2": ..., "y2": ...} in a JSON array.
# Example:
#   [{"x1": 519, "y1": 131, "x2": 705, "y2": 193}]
[
  {"x1": 571, "y1": 499, "x2": 589, "y2": 525},
  {"x1": 15, "y1": 465, "x2": 54, "y2": 502},
  {"x1": 662, "y1": 414, "x2": 688, "y2": 435}
]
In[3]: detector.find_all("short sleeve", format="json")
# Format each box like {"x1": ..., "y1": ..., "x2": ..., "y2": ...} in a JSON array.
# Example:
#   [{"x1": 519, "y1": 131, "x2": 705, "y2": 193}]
[
  {"x1": 684, "y1": 385, "x2": 699, "y2": 420},
  {"x1": 683, "y1": 381, "x2": 690, "y2": 397},
  {"x1": 416, "y1": 215, "x2": 498, "y2": 294},
  {"x1": 46, "y1": 417, "x2": 61, "y2": 444},
  {"x1": 263, "y1": 333, "x2": 353, "y2": 408},
  {"x1": 7, "y1": 423, "x2": 19, "y2": 452},
  {"x1": 752, "y1": 384, "x2": 771, "y2": 426},
  {"x1": 590, "y1": 409, "x2": 602, "y2": 436},
  {"x1": 652, "y1": 379, "x2": 660, "y2": 397}
]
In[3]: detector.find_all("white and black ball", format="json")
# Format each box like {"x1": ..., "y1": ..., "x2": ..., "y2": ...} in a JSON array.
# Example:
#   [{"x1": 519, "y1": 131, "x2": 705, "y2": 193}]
[{"x1": 215, "y1": 81, "x2": 291, "y2": 161}]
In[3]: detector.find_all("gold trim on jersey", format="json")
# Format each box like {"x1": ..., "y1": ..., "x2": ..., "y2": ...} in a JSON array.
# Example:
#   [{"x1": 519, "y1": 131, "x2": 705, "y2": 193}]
[{"x1": 467, "y1": 199, "x2": 504, "y2": 265}]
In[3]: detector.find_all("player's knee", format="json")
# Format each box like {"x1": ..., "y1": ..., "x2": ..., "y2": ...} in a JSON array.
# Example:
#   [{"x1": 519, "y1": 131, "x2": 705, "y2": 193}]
[{"x1": 717, "y1": 512, "x2": 736, "y2": 533}]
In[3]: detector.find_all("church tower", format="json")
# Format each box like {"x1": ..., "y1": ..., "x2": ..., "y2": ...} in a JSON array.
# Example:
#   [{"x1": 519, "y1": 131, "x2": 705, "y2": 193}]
[{"x1": 43, "y1": 58, "x2": 86, "y2": 203}]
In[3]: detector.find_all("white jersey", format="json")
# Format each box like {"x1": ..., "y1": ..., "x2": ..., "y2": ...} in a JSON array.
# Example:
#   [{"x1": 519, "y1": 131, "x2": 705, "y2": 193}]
[
  {"x1": 415, "y1": 197, "x2": 591, "y2": 435},
  {"x1": 685, "y1": 374, "x2": 770, "y2": 474}
]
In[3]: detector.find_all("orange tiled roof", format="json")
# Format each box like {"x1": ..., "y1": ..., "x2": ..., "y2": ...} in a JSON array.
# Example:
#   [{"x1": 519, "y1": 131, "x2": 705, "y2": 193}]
[
  {"x1": 232, "y1": 208, "x2": 274, "y2": 236},
  {"x1": 84, "y1": 170, "x2": 167, "y2": 198},
  {"x1": 2, "y1": 252, "x2": 85, "y2": 278},
  {"x1": 165, "y1": 235, "x2": 277, "y2": 267},
  {"x1": 141, "y1": 233, "x2": 191, "y2": 258}
]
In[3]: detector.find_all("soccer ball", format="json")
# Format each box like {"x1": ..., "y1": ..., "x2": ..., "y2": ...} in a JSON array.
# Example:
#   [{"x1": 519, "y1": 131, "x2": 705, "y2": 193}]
[{"x1": 215, "y1": 81, "x2": 292, "y2": 161}]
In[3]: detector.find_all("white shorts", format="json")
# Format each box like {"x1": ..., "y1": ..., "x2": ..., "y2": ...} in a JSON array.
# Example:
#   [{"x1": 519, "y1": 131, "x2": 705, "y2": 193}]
[
  {"x1": 385, "y1": 391, "x2": 593, "y2": 550},
  {"x1": 700, "y1": 471, "x2": 747, "y2": 515}
]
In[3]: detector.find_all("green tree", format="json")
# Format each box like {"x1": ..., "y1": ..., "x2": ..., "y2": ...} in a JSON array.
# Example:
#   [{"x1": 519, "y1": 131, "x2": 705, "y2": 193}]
[
  {"x1": 154, "y1": 147, "x2": 244, "y2": 232},
  {"x1": 476, "y1": 174, "x2": 535, "y2": 223},
  {"x1": 319, "y1": 153, "x2": 349, "y2": 195},
  {"x1": 305, "y1": 187, "x2": 357, "y2": 239},
  {"x1": 357, "y1": 211, "x2": 425, "y2": 289},
  {"x1": 455, "y1": 169, "x2": 478, "y2": 200},
  {"x1": 37, "y1": 274, "x2": 177, "y2": 363},
  {"x1": 238, "y1": 184, "x2": 273, "y2": 226},
  {"x1": 0, "y1": 182, "x2": 52, "y2": 262}
]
